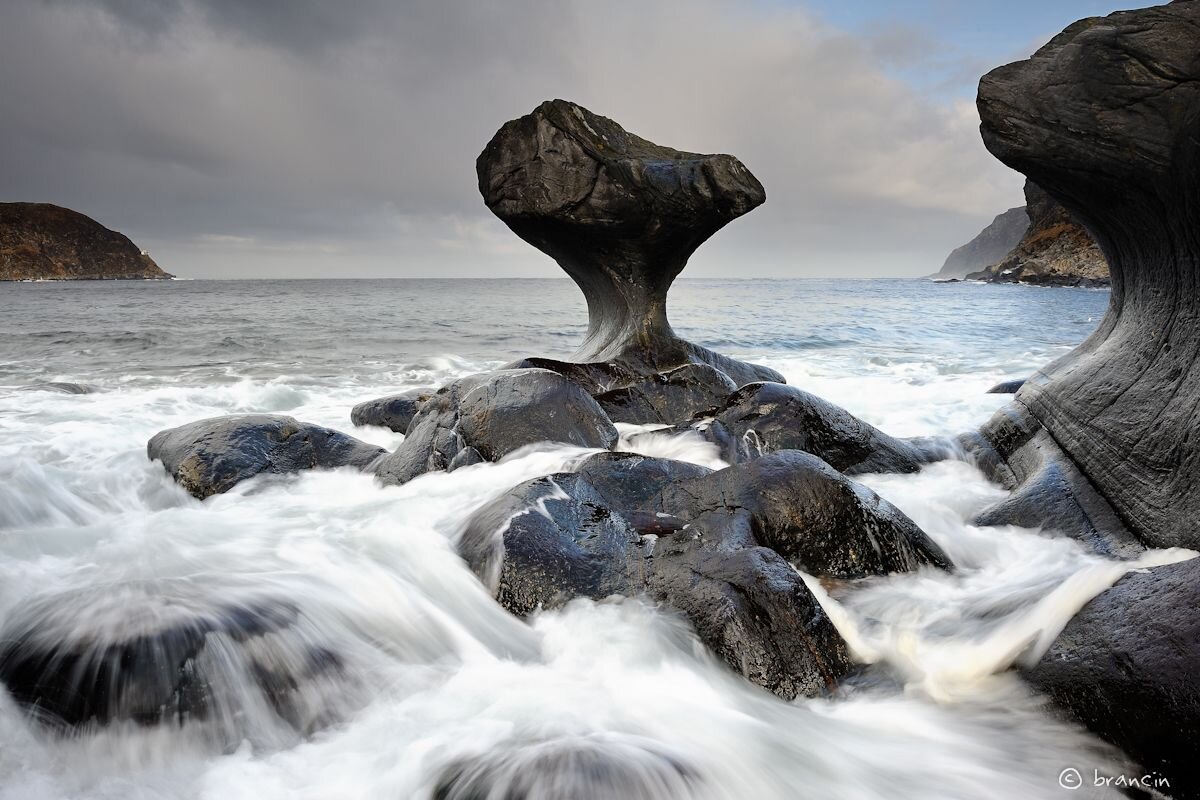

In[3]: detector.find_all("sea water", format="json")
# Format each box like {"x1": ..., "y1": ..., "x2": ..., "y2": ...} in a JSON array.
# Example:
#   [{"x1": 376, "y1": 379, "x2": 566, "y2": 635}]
[{"x1": 0, "y1": 278, "x2": 1184, "y2": 799}]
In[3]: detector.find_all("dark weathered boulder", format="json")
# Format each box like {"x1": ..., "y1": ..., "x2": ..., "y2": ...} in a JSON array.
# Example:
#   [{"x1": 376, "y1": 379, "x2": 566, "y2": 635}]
[
  {"x1": 0, "y1": 584, "x2": 346, "y2": 738},
  {"x1": 592, "y1": 363, "x2": 737, "y2": 425},
  {"x1": 1024, "y1": 557, "x2": 1200, "y2": 797},
  {"x1": 694, "y1": 382, "x2": 949, "y2": 475},
  {"x1": 148, "y1": 414, "x2": 386, "y2": 499},
  {"x1": 374, "y1": 369, "x2": 618, "y2": 486},
  {"x1": 477, "y1": 99, "x2": 781, "y2": 387},
  {"x1": 350, "y1": 387, "x2": 434, "y2": 433},
  {"x1": 973, "y1": 1, "x2": 1200, "y2": 550},
  {"x1": 457, "y1": 462, "x2": 853, "y2": 699},
  {"x1": 649, "y1": 451, "x2": 952, "y2": 578},
  {"x1": 433, "y1": 735, "x2": 701, "y2": 800}
]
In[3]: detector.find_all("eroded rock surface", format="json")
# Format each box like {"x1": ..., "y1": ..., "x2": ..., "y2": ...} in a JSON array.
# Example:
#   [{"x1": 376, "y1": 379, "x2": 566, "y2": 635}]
[
  {"x1": 148, "y1": 414, "x2": 385, "y2": 499},
  {"x1": 477, "y1": 99, "x2": 781, "y2": 387},
  {"x1": 973, "y1": 1, "x2": 1200, "y2": 551}
]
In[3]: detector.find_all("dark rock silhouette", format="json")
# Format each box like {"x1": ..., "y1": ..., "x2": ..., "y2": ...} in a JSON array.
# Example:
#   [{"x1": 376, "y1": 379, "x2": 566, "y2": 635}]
[
  {"x1": 374, "y1": 369, "x2": 617, "y2": 486},
  {"x1": 1024, "y1": 557, "x2": 1200, "y2": 798},
  {"x1": 967, "y1": 181, "x2": 1108, "y2": 287},
  {"x1": 350, "y1": 388, "x2": 434, "y2": 433},
  {"x1": 693, "y1": 382, "x2": 950, "y2": 474},
  {"x1": 972, "y1": 1, "x2": 1200, "y2": 552},
  {"x1": 0, "y1": 203, "x2": 172, "y2": 280},
  {"x1": 149, "y1": 415, "x2": 385, "y2": 499},
  {"x1": 985, "y1": 378, "x2": 1025, "y2": 395},
  {"x1": 933, "y1": 205, "x2": 1027, "y2": 280},
  {"x1": 477, "y1": 99, "x2": 781, "y2": 387}
]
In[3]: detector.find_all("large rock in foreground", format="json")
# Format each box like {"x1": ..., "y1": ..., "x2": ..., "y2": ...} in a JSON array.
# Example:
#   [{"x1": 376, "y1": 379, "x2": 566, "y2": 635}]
[
  {"x1": 458, "y1": 450, "x2": 950, "y2": 698},
  {"x1": 966, "y1": 181, "x2": 1108, "y2": 287},
  {"x1": 0, "y1": 203, "x2": 172, "y2": 280},
  {"x1": 973, "y1": 1, "x2": 1200, "y2": 551},
  {"x1": 1025, "y1": 558, "x2": 1200, "y2": 797},
  {"x1": 477, "y1": 99, "x2": 780, "y2": 387},
  {"x1": 149, "y1": 415, "x2": 385, "y2": 499}
]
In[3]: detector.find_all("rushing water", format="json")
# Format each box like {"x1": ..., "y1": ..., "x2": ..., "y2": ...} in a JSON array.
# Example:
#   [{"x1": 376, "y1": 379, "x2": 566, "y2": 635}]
[{"x1": 0, "y1": 278, "x2": 1189, "y2": 799}]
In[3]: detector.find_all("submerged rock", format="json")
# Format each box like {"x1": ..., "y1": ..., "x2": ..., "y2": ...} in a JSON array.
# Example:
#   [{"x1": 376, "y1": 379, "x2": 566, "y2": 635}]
[
  {"x1": 459, "y1": 450, "x2": 948, "y2": 697},
  {"x1": 985, "y1": 378, "x2": 1025, "y2": 395},
  {"x1": 350, "y1": 387, "x2": 434, "y2": 433},
  {"x1": 477, "y1": 99, "x2": 781, "y2": 388},
  {"x1": 1024, "y1": 557, "x2": 1200, "y2": 797},
  {"x1": 694, "y1": 382, "x2": 949, "y2": 475},
  {"x1": 374, "y1": 368, "x2": 618, "y2": 486},
  {"x1": 434, "y1": 734, "x2": 701, "y2": 800},
  {"x1": 0, "y1": 584, "x2": 348, "y2": 740},
  {"x1": 148, "y1": 414, "x2": 385, "y2": 499},
  {"x1": 973, "y1": 1, "x2": 1200, "y2": 550}
]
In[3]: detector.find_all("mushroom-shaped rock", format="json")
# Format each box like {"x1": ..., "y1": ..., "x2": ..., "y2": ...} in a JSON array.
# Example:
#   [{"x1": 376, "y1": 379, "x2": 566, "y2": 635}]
[
  {"x1": 148, "y1": 415, "x2": 386, "y2": 499},
  {"x1": 1024, "y1": 556, "x2": 1200, "y2": 797},
  {"x1": 457, "y1": 465, "x2": 851, "y2": 699},
  {"x1": 350, "y1": 387, "x2": 435, "y2": 433},
  {"x1": 973, "y1": 2, "x2": 1200, "y2": 550},
  {"x1": 695, "y1": 382, "x2": 950, "y2": 475},
  {"x1": 374, "y1": 369, "x2": 618, "y2": 486},
  {"x1": 477, "y1": 100, "x2": 781, "y2": 387},
  {"x1": 0, "y1": 583, "x2": 350, "y2": 741}
]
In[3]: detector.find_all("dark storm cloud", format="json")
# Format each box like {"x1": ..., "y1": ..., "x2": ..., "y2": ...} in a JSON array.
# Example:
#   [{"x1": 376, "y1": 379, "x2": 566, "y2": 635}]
[{"x1": 1, "y1": 0, "x2": 1022, "y2": 278}]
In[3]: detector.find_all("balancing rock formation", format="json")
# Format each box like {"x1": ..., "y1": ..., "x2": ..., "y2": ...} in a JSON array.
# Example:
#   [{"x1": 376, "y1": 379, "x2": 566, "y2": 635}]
[
  {"x1": 971, "y1": 3, "x2": 1200, "y2": 793},
  {"x1": 477, "y1": 99, "x2": 782, "y2": 387}
]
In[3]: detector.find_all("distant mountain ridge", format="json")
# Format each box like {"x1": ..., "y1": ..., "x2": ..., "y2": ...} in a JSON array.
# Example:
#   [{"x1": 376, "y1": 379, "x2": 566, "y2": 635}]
[
  {"x1": 933, "y1": 206, "x2": 1028, "y2": 279},
  {"x1": 966, "y1": 182, "x2": 1108, "y2": 287},
  {"x1": 0, "y1": 203, "x2": 172, "y2": 281}
]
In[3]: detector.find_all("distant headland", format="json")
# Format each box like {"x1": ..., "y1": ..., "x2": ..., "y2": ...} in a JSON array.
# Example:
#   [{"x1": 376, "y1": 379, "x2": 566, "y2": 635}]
[{"x1": 0, "y1": 202, "x2": 172, "y2": 281}]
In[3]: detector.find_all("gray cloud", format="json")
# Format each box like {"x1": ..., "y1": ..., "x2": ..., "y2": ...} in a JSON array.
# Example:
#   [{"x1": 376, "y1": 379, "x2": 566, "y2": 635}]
[{"x1": 1, "y1": 0, "x2": 1023, "y2": 278}]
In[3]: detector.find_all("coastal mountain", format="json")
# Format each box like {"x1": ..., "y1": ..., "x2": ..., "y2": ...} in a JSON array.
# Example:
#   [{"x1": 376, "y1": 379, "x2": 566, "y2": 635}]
[
  {"x1": 966, "y1": 181, "x2": 1108, "y2": 287},
  {"x1": 933, "y1": 206, "x2": 1027, "y2": 279},
  {"x1": 0, "y1": 203, "x2": 171, "y2": 281}
]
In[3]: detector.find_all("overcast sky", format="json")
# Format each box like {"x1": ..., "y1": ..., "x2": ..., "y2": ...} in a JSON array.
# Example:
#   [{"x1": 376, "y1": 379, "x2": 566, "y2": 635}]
[{"x1": 1, "y1": 0, "x2": 1134, "y2": 279}]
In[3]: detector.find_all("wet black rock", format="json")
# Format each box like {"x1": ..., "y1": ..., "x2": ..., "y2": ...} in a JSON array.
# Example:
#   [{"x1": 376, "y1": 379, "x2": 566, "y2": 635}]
[
  {"x1": 459, "y1": 450, "x2": 948, "y2": 697},
  {"x1": 1024, "y1": 557, "x2": 1200, "y2": 797},
  {"x1": 0, "y1": 584, "x2": 346, "y2": 738},
  {"x1": 350, "y1": 387, "x2": 434, "y2": 433},
  {"x1": 649, "y1": 451, "x2": 952, "y2": 578},
  {"x1": 694, "y1": 382, "x2": 949, "y2": 475},
  {"x1": 148, "y1": 414, "x2": 386, "y2": 499},
  {"x1": 22, "y1": 382, "x2": 99, "y2": 395},
  {"x1": 986, "y1": 378, "x2": 1026, "y2": 394},
  {"x1": 973, "y1": 1, "x2": 1200, "y2": 550},
  {"x1": 477, "y1": 99, "x2": 781, "y2": 388},
  {"x1": 374, "y1": 368, "x2": 618, "y2": 486},
  {"x1": 434, "y1": 734, "x2": 702, "y2": 800},
  {"x1": 592, "y1": 363, "x2": 737, "y2": 425}
]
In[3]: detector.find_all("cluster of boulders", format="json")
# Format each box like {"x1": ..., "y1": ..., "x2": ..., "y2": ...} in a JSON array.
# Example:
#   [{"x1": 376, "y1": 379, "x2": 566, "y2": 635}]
[{"x1": 4, "y1": 5, "x2": 1198, "y2": 795}]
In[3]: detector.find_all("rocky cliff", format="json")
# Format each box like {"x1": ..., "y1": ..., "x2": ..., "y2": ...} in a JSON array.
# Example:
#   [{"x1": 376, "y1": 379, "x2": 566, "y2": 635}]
[
  {"x1": 966, "y1": 181, "x2": 1108, "y2": 286},
  {"x1": 0, "y1": 203, "x2": 171, "y2": 281},
  {"x1": 933, "y1": 205, "x2": 1027, "y2": 279}
]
